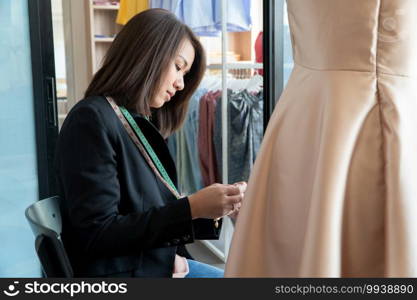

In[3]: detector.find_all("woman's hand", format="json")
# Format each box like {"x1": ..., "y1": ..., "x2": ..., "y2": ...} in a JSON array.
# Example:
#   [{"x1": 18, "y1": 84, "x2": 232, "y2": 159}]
[
  {"x1": 188, "y1": 183, "x2": 244, "y2": 219},
  {"x1": 228, "y1": 181, "x2": 247, "y2": 219}
]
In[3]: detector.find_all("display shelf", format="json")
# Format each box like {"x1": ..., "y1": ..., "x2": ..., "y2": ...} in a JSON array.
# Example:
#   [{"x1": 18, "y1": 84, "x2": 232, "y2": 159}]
[
  {"x1": 94, "y1": 37, "x2": 115, "y2": 42},
  {"x1": 207, "y1": 62, "x2": 264, "y2": 70},
  {"x1": 93, "y1": 4, "x2": 119, "y2": 10},
  {"x1": 87, "y1": 0, "x2": 121, "y2": 74}
]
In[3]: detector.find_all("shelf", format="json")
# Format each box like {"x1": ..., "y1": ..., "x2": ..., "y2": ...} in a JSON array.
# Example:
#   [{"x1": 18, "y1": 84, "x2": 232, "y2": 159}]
[
  {"x1": 93, "y1": 5, "x2": 119, "y2": 10},
  {"x1": 94, "y1": 37, "x2": 115, "y2": 42},
  {"x1": 207, "y1": 62, "x2": 263, "y2": 70}
]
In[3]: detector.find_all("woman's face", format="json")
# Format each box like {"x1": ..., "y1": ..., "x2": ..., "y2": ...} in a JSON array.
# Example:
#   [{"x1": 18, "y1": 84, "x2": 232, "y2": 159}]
[{"x1": 150, "y1": 38, "x2": 195, "y2": 108}]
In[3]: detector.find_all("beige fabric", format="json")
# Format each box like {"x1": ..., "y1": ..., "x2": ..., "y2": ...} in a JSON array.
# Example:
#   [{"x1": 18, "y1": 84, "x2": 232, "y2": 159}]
[{"x1": 225, "y1": 0, "x2": 417, "y2": 277}]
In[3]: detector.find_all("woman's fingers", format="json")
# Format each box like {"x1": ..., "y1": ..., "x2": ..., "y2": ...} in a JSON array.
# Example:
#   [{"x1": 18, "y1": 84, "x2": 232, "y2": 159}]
[
  {"x1": 224, "y1": 184, "x2": 241, "y2": 196},
  {"x1": 226, "y1": 194, "x2": 243, "y2": 205},
  {"x1": 233, "y1": 181, "x2": 247, "y2": 193}
]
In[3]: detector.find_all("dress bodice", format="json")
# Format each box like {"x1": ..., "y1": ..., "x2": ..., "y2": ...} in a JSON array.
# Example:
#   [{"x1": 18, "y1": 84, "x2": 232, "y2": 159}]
[{"x1": 287, "y1": 0, "x2": 417, "y2": 76}]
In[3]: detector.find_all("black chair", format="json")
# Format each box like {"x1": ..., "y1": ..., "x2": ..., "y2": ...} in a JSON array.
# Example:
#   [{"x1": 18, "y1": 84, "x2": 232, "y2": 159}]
[{"x1": 25, "y1": 196, "x2": 73, "y2": 277}]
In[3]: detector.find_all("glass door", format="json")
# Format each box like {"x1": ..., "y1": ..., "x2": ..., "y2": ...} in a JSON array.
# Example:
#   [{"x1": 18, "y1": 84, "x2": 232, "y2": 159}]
[
  {"x1": 202, "y1": 0, "x2": 265, "y2": 261},
  {"x1": 166, "y1": 0, "x2": 265, "y2": 261},
  {"x1": 0, "y1": 0, "x2": 58, "y2": 277},
  {"x1": 199, "y1": 0, "x2": 295, "y2": 260}
]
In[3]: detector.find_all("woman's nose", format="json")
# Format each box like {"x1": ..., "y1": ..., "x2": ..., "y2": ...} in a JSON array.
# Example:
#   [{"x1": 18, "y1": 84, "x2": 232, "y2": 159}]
[{"x1": 174, "y1": 76, "x2": 184, "y2": 91}]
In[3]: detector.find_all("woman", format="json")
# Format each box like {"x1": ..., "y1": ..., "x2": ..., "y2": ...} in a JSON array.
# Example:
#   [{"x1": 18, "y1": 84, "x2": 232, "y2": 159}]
[{"x1": 55, "y1": 8, "x2": 245, "y2": 278}]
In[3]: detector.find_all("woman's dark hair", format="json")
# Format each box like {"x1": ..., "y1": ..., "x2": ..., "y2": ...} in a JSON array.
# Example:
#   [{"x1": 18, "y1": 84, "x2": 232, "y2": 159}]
[{"x1": 85, "y1": 9, "x2": 206, "y2": 137}]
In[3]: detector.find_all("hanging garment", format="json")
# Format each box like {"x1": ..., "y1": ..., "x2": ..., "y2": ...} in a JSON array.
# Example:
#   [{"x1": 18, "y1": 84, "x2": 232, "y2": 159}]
[
  {"x1": 176, "y1": 88, "x2": 207, "y2": 195},
  {"x1": 198, "y1": 90, "x2": 221, "y2": 187},
  {"x1": 181, "y1": 0, "x2": 217, "y2": 36},
  {"x1": 151, "y1": 0, "x2": 251, "y2": 36},
  {"x1": 254, "y1": 31, "x2": 263, "y2": 75},
  {"x1": 226, "y1": 0, "x2": 417, "y2": 277},
  {"x1": 116, "y1": 0, "x2": 149, "y2": 25},
  {"x1": 214, "y1": 89, "x2": 263, "y2": 184},
  {"x1": 150, "y1": 0, "x2": 182, "y2": 17},
  {"x1": 213, "y1": 0, "x2": 251, "y2": 32},
  {"x1": 214, "y1": 90, "x2": 232, "y2": 181},
  {"x1": 228, "y1": 90, "x2": 263, "y2": 183}
]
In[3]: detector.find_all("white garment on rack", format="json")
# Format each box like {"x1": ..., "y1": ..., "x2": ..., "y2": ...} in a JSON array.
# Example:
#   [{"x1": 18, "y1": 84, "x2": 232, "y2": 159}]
[
  {"x1": 151, "y1": 0, "x2": 252, "y2": 36},
  {"x1": 245, "y1": 74, "x2": 263, "y2": 93}
]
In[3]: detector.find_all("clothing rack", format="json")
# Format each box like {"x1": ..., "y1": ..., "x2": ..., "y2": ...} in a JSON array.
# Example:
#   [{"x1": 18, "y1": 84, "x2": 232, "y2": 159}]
[
  {"x1": 207, "y1": 63, "x2": 264, "y2": 79},
  {"x1": 207, "y1": 62, "x2": 263, "y2": 70}
]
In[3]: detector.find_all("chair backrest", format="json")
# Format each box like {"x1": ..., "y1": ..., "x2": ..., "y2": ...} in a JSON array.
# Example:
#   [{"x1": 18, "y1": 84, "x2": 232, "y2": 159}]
[{"x1": 25, "y1": 196, "x2": 73, "y2": 277}]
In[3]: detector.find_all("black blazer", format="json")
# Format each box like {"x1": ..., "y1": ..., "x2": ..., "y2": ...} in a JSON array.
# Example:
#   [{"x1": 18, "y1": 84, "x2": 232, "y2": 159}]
[{"x1": 55, "y1": 96, "x2": 222, "y2": 277}]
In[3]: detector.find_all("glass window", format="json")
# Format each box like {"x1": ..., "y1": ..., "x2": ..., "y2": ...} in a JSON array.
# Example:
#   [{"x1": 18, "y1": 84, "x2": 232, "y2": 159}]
[{"x1": 0, "y1": 0, "x2": 41, "y2": 277}]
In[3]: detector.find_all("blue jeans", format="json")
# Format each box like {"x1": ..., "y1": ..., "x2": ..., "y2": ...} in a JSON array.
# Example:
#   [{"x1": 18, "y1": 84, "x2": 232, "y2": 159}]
[{"x1": 185, "y1": 260, "x2": 224, "y2": 278}]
